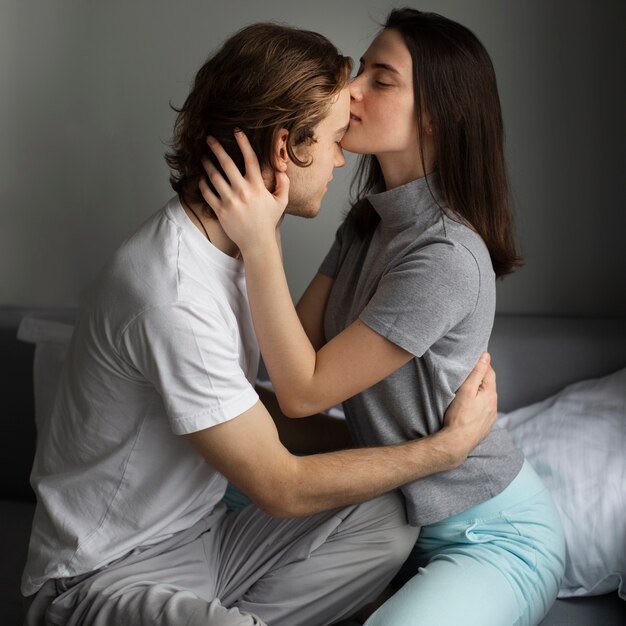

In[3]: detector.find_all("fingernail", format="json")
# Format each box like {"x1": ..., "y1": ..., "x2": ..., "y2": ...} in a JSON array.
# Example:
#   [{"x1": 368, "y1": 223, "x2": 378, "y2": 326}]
[
  {"x1": 233, "y1": 127, "x2": 242, "y2": 134},
  {"x1": 206, "y1": 136, "x2": 215, "y2": 144},
  {"x1": 479, "y1": 352, "x2": 489, "y2": 362}
]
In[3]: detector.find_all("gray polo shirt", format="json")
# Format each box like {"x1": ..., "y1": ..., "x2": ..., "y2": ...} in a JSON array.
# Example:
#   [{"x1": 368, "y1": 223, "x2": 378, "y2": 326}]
[{"x1": 320, "y1": 175, "x2": 523, "y2": 526}]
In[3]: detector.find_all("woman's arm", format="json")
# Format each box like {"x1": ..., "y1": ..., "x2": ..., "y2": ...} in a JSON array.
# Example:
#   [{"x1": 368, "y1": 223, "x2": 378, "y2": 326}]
[
  {"x1": 245, "y1": 238, "x2": 413, "y2": 416},
  {"x1": 295, "y1": 272, "x2": 334, "y2": 351},
  {"x1": 257, "y1": 385, "x2": 352, "y2": 454},
  {"x1": 199, "y1": 133, "x2": 468, "y2": 417}
]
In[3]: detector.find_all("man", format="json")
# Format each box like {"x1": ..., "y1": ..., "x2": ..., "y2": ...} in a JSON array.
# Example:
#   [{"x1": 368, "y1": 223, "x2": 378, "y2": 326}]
[{"x1": 23, "y1": 23, "x2": 497, "y2": 626}]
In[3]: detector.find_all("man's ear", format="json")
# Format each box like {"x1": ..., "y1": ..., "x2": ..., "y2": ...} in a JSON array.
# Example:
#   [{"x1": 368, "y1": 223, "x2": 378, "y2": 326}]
[{"x1": 273, "y1": 128, "x2": 289, "y2": 173}]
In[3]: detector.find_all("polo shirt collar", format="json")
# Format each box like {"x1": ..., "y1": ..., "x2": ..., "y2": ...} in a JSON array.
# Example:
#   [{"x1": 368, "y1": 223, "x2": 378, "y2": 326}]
[{"x1": 366, "y1": 174, "x2": 444, "y2": 229}]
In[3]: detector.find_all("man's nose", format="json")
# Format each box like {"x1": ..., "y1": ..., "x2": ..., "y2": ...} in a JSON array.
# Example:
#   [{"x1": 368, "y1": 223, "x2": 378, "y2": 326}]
[
  {"x1": 335, "y1": 148, "x2": 346, "y2": 168},
  {"x1": 349, "y1": 76, "x2": 363, "y2": 101}
]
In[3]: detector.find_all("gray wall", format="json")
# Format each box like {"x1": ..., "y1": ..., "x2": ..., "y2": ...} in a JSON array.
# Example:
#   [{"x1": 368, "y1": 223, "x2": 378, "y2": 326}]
[{"x1": 1, "y1": 0, "x2": 624, "y2": 315}]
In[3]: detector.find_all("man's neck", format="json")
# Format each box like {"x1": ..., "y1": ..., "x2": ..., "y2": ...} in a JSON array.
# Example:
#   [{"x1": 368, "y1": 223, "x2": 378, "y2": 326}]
[{"x1": 182, "y1": 198, "x2": 241, "y2": 259}]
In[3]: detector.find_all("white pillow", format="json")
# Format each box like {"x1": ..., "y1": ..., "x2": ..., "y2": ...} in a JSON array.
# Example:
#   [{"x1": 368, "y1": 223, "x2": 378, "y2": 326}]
[
  {"x1": 17, "y1": 317, "x2": 74, "y2": 431},
  {"x1": 498, "y1": 368, "x2": 626, "y2": 599}
]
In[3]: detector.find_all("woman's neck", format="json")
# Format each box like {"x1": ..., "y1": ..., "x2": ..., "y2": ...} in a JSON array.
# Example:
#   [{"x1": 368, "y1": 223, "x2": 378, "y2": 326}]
[{"x1": 377, "y1": 143, "x2": 436, "y2": 191}]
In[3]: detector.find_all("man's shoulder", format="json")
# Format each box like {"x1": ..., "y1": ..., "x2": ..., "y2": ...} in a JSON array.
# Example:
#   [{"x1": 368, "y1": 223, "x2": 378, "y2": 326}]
[
  {"x1": 88, "y1": 198, "x2": 242, "y2": 345},
  {"x1": 98, "y1": 205, "x2": 181, "y2": 304}
]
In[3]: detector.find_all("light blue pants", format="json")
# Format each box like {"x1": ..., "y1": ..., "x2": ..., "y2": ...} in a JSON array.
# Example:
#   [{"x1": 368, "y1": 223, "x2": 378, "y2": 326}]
[{"x1": 365, "y1": 461, "x2": 566, "y2": 626}]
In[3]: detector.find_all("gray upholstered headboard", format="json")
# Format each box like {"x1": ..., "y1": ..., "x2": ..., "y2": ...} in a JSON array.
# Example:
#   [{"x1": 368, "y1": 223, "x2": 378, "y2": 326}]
[{"x1": 489, "y1": 315, "x2": 626, "y2": 412}]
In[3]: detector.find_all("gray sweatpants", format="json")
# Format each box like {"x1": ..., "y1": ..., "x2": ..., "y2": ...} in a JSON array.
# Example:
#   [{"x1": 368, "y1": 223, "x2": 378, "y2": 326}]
[{"x1": 24, "y1": 492, "x2": 418, "y2": 626}]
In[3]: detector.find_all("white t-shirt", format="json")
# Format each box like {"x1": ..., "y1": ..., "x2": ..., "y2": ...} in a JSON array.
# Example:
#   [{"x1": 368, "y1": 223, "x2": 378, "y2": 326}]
[{"x1": 22, "y1": 198, "x2": 259, "y2": 596}]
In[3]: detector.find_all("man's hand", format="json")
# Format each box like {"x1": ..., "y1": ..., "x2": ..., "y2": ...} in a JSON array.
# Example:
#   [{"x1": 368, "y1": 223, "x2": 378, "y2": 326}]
[{"x1": 440, "y1": 352, "x2": 498, "y2": 465}]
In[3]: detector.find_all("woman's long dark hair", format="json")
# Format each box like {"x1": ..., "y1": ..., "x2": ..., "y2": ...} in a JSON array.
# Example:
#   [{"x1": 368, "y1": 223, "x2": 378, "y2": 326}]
[{"x1": 348, "y1": 8, "x2": 522, "y2": 277}]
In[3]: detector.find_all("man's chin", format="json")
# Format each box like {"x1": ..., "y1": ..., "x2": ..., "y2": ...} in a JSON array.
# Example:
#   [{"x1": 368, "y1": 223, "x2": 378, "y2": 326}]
[{"x1": 285, "y1": 204, "x2": 320, "y2": 219}]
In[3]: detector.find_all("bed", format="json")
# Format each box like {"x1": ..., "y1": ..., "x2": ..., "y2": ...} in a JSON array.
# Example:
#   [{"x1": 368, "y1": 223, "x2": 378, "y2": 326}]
[{"x1": 1, "y1": 308, "x2": 624, "y2": 625}]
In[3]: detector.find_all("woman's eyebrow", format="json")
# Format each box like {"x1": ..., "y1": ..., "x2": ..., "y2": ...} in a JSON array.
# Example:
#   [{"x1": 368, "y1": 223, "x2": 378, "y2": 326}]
[{"x1": 359, "y1": 57, "x2": 400, "y2": 75}]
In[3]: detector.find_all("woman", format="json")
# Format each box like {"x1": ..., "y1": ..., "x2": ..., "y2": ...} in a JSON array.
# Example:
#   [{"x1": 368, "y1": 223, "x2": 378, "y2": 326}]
[{"x1": 200, "y1": 8, "x2": 565, "y2": 626}]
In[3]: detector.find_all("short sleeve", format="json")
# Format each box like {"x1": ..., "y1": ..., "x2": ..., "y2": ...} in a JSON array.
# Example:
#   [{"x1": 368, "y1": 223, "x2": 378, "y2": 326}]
[
  {"x1": 359, "y1": 242, "x2": 480, "y2": 357},
  {"x1": 119, "y1": 303, "x2": 258, "y2": 435}
]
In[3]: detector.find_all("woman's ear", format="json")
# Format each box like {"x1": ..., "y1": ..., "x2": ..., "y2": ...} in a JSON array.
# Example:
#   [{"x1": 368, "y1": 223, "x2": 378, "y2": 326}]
[
  {"x1": 273, "y1": 128, "x2": 289, "y2": 172},
  {"x1": 421, "y1": 110, "x2": 434, "y2": 136}
]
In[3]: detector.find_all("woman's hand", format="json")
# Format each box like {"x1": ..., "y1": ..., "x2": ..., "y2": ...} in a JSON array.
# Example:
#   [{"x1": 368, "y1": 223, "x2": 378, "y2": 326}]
[{"x1": 198, "y1": 131, "x2": 289, "y2": 256}]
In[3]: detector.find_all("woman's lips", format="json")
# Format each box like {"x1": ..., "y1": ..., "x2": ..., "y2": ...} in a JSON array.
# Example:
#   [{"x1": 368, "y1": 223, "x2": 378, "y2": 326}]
[{"x1": 350, "y1": 113, "x2": 361, "y2": 122}]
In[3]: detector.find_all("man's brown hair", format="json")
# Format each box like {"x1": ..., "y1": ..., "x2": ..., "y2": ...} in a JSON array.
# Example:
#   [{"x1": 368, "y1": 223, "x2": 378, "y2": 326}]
[{"x1": 166, "y1": 23, "x2": 351, "y2": 215}]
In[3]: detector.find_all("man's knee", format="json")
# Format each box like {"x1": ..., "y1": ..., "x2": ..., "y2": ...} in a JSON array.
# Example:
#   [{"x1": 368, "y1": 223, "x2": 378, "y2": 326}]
[
  {"x1": 48, "y1": 582, "x2": 265, "y2": 626},
  {"x1": 350, "y1": 492, "x2": 419, "y2": 572},
  {"x1": 382, "y1": 516, "x2": 420, "y2": 575}
]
